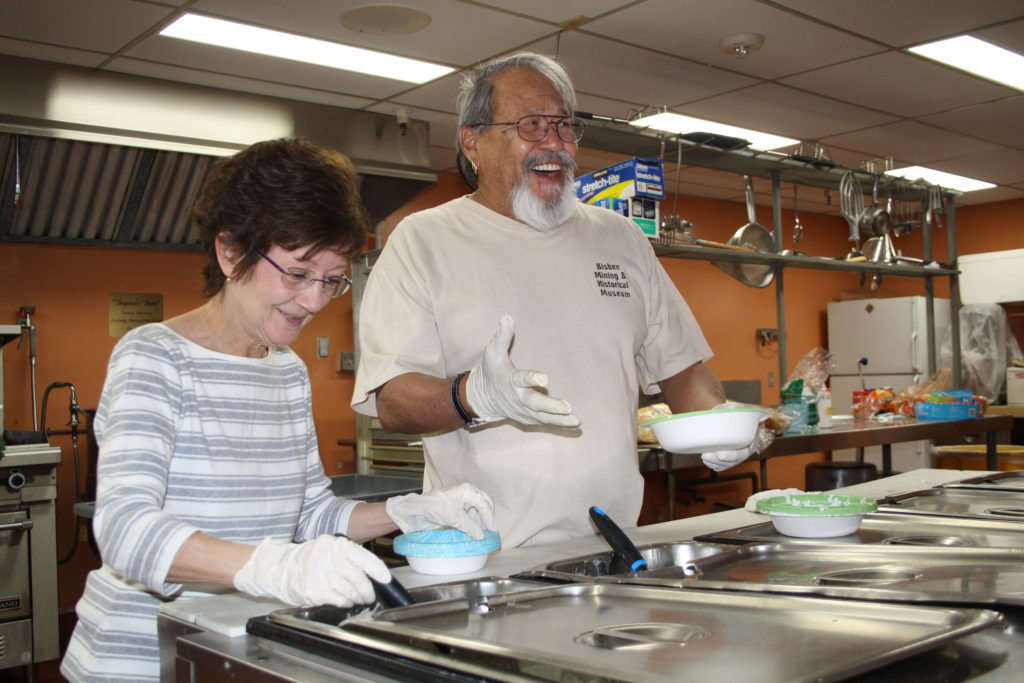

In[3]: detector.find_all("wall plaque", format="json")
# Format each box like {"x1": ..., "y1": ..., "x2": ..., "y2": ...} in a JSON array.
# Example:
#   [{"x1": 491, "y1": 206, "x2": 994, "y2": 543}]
[{"x1": 109, "y1": 293, "x2": 163, "y2": 337}]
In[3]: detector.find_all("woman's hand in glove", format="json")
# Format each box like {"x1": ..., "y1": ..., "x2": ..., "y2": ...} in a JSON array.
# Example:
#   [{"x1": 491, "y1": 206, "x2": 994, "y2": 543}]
[
  {"x1": 233, "y1": 534, "x2": 390, "y2": 607},
  {"x1": 385, "y1": 482, "x2": 497, "y2": 539},
  {"x1": 701, "y1": 404, "x2": 776, "y2": 472},
  {"x1": 466, "y1": 315, "x2": 580, "y2": 428}
]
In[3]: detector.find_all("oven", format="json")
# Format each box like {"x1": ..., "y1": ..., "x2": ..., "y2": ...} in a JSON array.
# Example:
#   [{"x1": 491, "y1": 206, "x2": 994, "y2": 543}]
[{"x1": 0, "y1": 442, "x2": 61, "y2": 672}]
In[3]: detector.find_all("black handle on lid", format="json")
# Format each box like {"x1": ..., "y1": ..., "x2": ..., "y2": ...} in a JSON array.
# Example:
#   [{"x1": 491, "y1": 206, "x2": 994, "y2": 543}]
[
  {"x1": 370, "y1": 575, "x2": 415, "y2": 608},
  {"x1": 333, "y1": 533, "x2": 414, "y2": 607},
  {"x1": 588, "y1": 506, "x2": 648, "y2": 572}
]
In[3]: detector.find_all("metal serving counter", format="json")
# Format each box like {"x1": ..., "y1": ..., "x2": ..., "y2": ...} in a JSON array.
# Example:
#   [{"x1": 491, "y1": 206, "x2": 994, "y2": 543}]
[{"x1": 163, "y1": 469, "x2": 1024, "y2": 682}]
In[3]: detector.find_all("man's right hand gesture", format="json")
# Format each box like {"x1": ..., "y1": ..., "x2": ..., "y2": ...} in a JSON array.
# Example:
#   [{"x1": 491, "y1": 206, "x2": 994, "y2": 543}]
[{"x1": 466, "y1": 315, "x2": 580, "y2": 428}]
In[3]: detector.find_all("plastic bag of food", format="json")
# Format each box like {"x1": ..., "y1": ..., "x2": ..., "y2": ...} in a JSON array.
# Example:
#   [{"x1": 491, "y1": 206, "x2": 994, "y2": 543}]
[
  {"x1": 788, "y1": 347, "x2": 836, "y2": 394},
  {"x1": 890, "y1": 369, "x2": 952, "y2": 417},
  {"x1": 637, "y1": 403, "x2": 672, "y2": 443}
]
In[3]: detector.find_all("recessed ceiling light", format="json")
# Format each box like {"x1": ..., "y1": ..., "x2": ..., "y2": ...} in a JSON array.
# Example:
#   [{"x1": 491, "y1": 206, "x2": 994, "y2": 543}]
[
  {"x1": 630, "y1": 111, "x2": 798, "y2": 151},
  {"x1": 908, "y1": 35, "x2": 1024, "y2": 92},
  {"x1": 884, "y1": 166, "x2": 995, "y2": 193},
  {"x1": 160, "y1": 13, "x2": 453, "y2": 84}
]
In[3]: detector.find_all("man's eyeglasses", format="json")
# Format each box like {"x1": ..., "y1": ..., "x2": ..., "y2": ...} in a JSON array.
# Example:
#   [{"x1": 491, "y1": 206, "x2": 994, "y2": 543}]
[
  {"x1": 257, "y1": 251, "x2": 352, "y2": 299},
  {"x1": 471, "y1": 115, "x2": 585, "y2": 144}
]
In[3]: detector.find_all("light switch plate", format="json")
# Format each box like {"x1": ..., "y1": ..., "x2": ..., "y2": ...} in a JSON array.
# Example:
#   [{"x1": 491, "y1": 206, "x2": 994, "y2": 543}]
[{"x1": 316, "y1": 337, "x2": 329, "y2": 358}]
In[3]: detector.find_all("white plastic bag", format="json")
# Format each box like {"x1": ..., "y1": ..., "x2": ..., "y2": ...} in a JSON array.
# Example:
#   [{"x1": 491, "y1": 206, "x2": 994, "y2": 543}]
[{"x1": 940, "y1": 304, "x2": 1023, "y2": 402}]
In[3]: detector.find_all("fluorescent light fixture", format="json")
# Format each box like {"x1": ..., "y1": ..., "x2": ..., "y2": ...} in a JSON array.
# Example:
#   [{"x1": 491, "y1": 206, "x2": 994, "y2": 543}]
[
  {"x1": 630, "y1": 111, "x2": 798, "y2": 151},
  {"x1": 885, "y1": 166, "x2": 995, "y2": 193},
  {"x1": 160, "y1": 14, "x2": 454, "y2": 84},
  {"x1": 908, "y1": 35, "x2": 1024, "y2": 91}
]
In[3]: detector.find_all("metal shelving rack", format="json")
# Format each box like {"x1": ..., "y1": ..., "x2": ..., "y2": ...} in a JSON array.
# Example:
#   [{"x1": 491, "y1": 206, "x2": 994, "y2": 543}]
[{"x1": 579, "y1": 117, "x2": 963, "y2": 388}]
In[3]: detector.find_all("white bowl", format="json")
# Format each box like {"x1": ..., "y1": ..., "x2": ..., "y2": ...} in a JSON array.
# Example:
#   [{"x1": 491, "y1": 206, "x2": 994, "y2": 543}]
[
  {"x1": 405, "y1": 554, "x2": 490, "y2": 576},
  {"x1": 641, "y1": 407, "x2": 765, "y2": 453},
  {"x1": 756, "y1": 494, "x2": 878, "y2": 538},
  {"x1": 393, "y1": 529, "x2": 501, "y2": 576}
]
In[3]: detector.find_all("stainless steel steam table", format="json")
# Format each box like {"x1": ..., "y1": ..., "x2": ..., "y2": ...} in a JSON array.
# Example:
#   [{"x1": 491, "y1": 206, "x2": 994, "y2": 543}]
[{"x1": 164, "y1": 469, "x2": 1023, "y2": 682}]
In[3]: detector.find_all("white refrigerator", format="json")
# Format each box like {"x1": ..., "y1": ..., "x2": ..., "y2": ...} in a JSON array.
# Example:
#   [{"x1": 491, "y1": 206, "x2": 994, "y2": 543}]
[{"x1": 826, "y1": 296, "x2": 951, "y2": 473}]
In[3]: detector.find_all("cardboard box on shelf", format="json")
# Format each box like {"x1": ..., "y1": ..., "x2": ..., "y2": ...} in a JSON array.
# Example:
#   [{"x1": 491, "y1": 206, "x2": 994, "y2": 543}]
[
  {"x1": 1008, "y1": 367, "x2": 1024, "y2": 405},
  {"x1": 575, "y1": 157, "x2": 664, "y2": 238}
]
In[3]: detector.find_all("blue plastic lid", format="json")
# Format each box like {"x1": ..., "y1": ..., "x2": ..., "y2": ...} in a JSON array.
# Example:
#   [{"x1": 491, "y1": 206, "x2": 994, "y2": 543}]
[{"x1": 393, "y1": 529, "x2": 500, "y2": 558}]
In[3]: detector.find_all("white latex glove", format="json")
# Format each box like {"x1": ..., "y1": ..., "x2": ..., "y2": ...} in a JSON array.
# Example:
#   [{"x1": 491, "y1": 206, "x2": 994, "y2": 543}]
[
  {"x1": 233, "y1": 534, "x2": 390, "y2": 607},
  {"x1": 466, "y1": 315, "x2": 580, "y2": 428},
  {"x1": 701, "y1": 403, "x2": 775, "y2": 472},
  {"x1": 385, "y1": 482, "x2": 497, "y2": 540}
]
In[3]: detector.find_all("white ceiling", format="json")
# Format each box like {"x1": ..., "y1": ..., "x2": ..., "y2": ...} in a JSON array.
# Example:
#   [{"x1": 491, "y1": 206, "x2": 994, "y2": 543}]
[{"x1": 2, "y1": 0, "x2": 1023, "y2": 216}]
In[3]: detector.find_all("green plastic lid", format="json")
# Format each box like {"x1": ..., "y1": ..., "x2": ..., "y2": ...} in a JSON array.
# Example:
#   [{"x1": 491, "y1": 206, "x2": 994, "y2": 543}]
[
  {"x1": 641, "y1": 407, "x2": 765, "y2": 428},
  {"x1": 756, "y1": 493, "x2": 877, "y2": 516}
]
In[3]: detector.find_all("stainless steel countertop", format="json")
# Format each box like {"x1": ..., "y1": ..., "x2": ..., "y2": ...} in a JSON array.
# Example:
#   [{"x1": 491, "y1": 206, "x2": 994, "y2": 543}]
[{"x1": 164, "y1": 469, "x2": 1023, "y2": 682}]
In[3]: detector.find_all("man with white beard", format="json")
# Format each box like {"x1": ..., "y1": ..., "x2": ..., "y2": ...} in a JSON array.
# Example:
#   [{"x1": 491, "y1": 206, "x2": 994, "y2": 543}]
[{"x1": 352, "y1": 52, "x2": 756, "y2": 548}]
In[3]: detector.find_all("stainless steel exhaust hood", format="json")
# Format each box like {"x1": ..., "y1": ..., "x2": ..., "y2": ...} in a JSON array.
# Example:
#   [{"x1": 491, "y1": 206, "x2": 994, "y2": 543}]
[{"x1": 0, "y1": 55, "x2": 436, "y2": 250}]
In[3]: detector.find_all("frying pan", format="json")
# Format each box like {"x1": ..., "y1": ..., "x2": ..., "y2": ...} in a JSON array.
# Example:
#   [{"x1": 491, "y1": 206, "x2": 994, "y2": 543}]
[{"x1": 712, "y1": 176, "x2": 776, "y2": 288}]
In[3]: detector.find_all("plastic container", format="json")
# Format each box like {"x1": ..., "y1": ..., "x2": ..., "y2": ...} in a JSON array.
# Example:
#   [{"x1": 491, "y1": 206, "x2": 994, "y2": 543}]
[
  {"x1": 756, "y1": 493, "x2": 878, "y2": 538},
  {"x1": 394, "y1": 529, "x2": 501, "y2": 576},
  {"x1": 818, "y1": 389, "x2": 833, "y2": 429}
]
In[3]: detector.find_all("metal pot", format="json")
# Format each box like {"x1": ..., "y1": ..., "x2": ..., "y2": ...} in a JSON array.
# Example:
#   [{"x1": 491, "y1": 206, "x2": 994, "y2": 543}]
[
  {"x1": 712, "y1": 176, "x2": 776, "y2": 288},
  {"x1": 858, "y1": 176, "x2": 892, "y2": 238}
]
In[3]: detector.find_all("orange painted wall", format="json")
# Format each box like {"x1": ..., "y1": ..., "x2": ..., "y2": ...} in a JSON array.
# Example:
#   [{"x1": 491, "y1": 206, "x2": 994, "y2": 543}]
[{"x1": 2, "y1": 178, "x2": 1022, "y2": 611}]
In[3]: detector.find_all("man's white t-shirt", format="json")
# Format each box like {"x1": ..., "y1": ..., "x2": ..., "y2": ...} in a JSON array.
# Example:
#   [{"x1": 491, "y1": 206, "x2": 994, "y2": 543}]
[{"x1": 353, "y1": 197, "x2": 712, "y2": 547}]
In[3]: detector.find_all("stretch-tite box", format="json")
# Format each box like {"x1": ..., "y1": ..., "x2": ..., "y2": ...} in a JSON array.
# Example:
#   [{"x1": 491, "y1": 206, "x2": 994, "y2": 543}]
[{"x1": 575, "y1": 157, "x2": 664, "y2": 238}]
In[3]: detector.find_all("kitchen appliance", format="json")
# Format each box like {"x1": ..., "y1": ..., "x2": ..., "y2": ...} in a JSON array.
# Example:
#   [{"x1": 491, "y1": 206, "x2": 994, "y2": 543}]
[
  {"x1": 827, "y1": 296, "x2": 951, "y2": 472},
  {"x1": 0, "y1": 327, "x2": 61, "y2": 671}
]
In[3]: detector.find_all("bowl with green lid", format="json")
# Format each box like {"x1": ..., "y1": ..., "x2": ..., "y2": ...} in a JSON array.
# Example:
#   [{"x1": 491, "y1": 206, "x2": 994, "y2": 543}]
[
  {"x1": 641, "y1": 407, "x2": 766, "y2": 453},
  {"x1": 756, "y1": 493, "x2": 878, "y2": 538}
]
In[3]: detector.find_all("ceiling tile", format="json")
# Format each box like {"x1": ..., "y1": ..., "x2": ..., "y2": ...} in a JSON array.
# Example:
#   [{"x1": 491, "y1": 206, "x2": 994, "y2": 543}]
[
  {"x1": 192, "y1": 0, "x2": 555, "y2": 65},
  {"x1": 124, "y1": 35, "x2": 418, "y2": 100},
  {"x1": 0, "y1": 37, "x2": 109, "y2": 68},
  {"x1": 954, "y1": 185, "x2": 1024, "y2": 205},
  {"x1": 110, "y1": 58, "x2": 376, "y2": 110},
  {"x1": 772, "y1": 0, "x2": 1024, "y2": 47},
  {"x1": 387, "y1": 73, "x2": 464, "y2": 114},
  {"x1": 781, "y1": 52, "x2": 1017, "y2": 118},
  {"x1": 821, "y1": 121, "x2": 1003, "y2": 165},
  {"x1": 920, "y1": 95, "x2": 1024, "y2": 147},
  {"x1": 556, "y1": 32, "x2": 757, "y2": 107},
  {"x1": 976, "y1": 17, "x2": 1024, "y2": 53},
  {"x1": 0, "y1": 0, "x2": 173, "y2": 53},
  {"x1": 681, "y1": 83, "x2": 899, "y2": 140},
  {"x1": 470, "y1": 0, "x2": 637, "y2": 24},
  {"x1": 583, "y1": 0, "x2": 883, "y2": 79},
  {"x1": 931, "y1": 148, "x2": 1024, "y2": 185}
]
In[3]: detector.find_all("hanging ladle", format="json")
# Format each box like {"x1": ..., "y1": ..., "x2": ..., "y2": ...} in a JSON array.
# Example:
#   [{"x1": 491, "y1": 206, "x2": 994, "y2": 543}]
[{"x1": 792, "y1": 183, "x2": 803, "y2": 244}]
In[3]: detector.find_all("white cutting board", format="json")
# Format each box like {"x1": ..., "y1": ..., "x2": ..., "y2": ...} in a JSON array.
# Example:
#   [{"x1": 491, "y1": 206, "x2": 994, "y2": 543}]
[{"x1": 161, "y1": 592, "x2": 286, "y2": 637}]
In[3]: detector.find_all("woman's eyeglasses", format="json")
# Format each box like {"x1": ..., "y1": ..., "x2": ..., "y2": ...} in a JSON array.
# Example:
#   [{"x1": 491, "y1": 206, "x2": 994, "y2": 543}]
[{"x1": 257, "y1": 251, "x2": 352, "y2": 298}]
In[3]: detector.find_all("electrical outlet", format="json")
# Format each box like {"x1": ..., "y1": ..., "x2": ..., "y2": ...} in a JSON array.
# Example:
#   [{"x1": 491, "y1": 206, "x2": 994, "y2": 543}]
[
  {"x1": 768, "y1": 372, "x2": 775, "y2": 388},
  {"x1": 337, "y1": 351, "x2": 356, "y2": 371}
]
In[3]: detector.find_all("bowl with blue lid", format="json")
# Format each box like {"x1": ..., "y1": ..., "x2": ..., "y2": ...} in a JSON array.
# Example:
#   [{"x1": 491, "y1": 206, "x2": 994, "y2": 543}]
[
  {"x1": 756, "y1": 493, "x2": 877, "y2": 538},
  {"x1": 394, "y1": 529, "x2": 501, "y2": 575}
]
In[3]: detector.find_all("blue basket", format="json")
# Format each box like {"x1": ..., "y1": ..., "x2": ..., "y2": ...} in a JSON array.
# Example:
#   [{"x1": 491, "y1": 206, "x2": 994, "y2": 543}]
[{"x1": 393, "y1": 529, "x2": 500, "y2": 558}]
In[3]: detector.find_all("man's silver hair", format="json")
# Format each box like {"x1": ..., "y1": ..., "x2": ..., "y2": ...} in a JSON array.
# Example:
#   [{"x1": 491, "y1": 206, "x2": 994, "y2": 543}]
[{"x1": 455, "y1": 52, "x2": 577, "y2": 157}]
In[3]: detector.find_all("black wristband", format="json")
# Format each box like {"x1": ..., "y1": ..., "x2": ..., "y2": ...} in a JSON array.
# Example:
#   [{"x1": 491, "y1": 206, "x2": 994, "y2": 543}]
[{"x1": 451, "y1": 371, "x2": 481, "y2": 426}]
